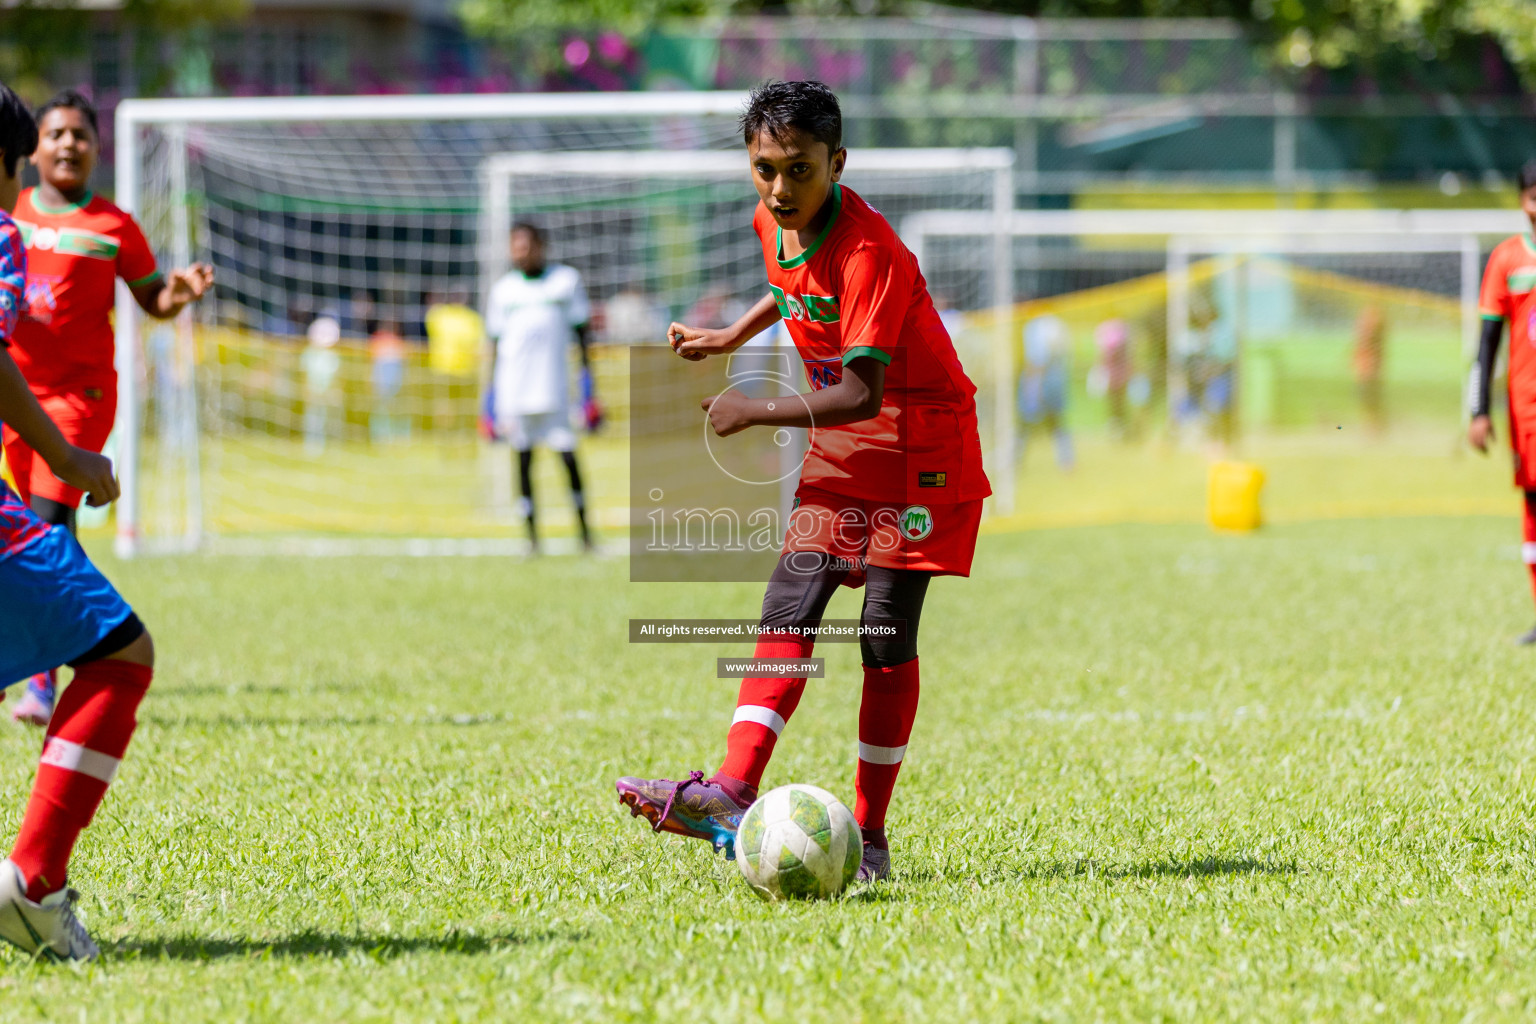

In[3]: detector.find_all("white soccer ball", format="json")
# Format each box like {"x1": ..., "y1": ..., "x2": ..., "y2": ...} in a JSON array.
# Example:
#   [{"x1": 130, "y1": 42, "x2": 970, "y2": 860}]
[{"x1": 735, "y1": 783, "x2": 862, "y2": 900}]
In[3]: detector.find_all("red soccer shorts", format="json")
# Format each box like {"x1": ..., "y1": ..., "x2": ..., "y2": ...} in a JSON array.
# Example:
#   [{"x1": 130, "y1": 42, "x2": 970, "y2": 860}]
[
  {"x1": 782, "y1": 484, "x2": 983, "y2": 584},
  {"x1": 2, "y1": 385, "x2": 117, "y2": 507}
]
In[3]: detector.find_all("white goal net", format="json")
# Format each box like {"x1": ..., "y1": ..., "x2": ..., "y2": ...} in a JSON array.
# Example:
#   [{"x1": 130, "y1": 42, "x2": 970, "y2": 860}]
[
  {"x1": 114, "y1": 92, "x2": 1013, "y2": 555},
  {"x1": 904, "y1": 208, "x2": 1521, "y2": 517}
]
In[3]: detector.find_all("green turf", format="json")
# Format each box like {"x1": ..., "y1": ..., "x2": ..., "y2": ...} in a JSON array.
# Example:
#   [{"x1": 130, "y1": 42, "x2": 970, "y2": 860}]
[{"x1": 6, "y1": 517, "x2": 1536, "y2": 1020}]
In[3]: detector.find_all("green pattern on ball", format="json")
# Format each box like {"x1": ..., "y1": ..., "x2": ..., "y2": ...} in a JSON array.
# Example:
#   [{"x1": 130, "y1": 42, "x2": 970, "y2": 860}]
[
  {"x1": 842, "y1": 831, "x2": 861, "y2": 886},
  {"x1": 789, "y1": 789, "x2": 832, "y2": 851},
  {"x1": 775, "y1": 846, "x2": 824, "y2": 899},
  {"x1": 737, "y1": 806, "x2": 766, "y2": 873}
]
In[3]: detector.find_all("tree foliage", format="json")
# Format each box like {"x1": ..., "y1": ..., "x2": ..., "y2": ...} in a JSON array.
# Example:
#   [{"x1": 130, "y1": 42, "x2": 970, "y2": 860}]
[
  {"x1": 0, "y1": 0, "x2": 248, "y2": 101},
  {"x1": 460, "y1": 0, "x2": 732, "y2": 44},
  {"x1": 949, "y1": 0, "x2": 1536, "y2": 88},
  {"x1": 460, "y1": 0, "x2": 1536, "y2": 91}
]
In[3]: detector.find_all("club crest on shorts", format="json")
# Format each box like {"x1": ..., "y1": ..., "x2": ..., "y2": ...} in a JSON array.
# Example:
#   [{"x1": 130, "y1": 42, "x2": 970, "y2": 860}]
[{"x1": 899, "y1": 505, "x2": 933, "y2": 541}]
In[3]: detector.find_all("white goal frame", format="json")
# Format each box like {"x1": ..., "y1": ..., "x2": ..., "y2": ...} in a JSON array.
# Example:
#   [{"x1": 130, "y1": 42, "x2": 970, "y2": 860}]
[
  {"x1": 903, "y1": 207, "x2": 1524, "y2": 508},
  {"x1": 110, "y1": 98, "x2": 1016, "y2": 556},
  {"x1": 112, "y1": 91, "x2": 750, "y2": 557}
]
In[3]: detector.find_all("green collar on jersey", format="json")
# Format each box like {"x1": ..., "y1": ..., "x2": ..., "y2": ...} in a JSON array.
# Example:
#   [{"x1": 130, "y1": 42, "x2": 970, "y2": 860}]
[
  {"x1": 776, "y1": 183, "x2": 842, "y2": 270},
  {"x1": 30, "y1": 189, "x2": 93, "y2": 215}
]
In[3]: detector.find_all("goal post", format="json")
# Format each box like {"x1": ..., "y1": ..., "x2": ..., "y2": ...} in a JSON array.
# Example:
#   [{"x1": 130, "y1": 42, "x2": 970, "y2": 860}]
[
  {"x1": 112, "y1": 93, "x2": 1014, "y2": 555},
  {"x1": 902, "y1": 207, "x2": 1521, "y2": 511},
  {"x1": 112, "y1": 91, "x2": 750, "y2": 557}
]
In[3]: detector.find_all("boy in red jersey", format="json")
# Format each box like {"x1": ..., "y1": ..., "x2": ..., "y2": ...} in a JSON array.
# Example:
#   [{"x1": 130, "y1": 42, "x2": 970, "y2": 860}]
[
  {"x1": 5, "y1": 90, "x2": 211, "y2": 724},
  {"x1": 1469, "y1": 160, "x2": 1536, "y2": 644},
  {"x1": 616, "y1": 81, "x2": 990, "y2": 882}
]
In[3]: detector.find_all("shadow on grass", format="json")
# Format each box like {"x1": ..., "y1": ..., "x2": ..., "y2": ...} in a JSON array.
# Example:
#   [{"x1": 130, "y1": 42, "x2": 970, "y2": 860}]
[
  {"x1": 139, "y1": 712, "x2": 510, "y2": 730},
  {"x1": 161, "y1": 681, "x2": 360, "y2": 698},
  {"x1": 1026, "y1": 855, "x2": 1299, "y2": 881},
  {"x1": 114, "y1": 926, "x2": 582, "y2": 962},
  {"x1": 889, "y1": 855, "x2": 1298, "y2": 888}
]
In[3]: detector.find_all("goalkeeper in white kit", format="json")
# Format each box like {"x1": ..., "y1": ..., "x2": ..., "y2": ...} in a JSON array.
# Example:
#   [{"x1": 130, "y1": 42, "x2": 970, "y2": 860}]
[{"x1": 484, "y1": 220, "x2": 598, "y2": 553}]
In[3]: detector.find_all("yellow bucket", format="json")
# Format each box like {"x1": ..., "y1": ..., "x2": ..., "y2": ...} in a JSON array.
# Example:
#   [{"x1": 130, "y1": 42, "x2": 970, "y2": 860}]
[{"x1": 1208, "y1": 461, "x2": 1265, "y2": 532}]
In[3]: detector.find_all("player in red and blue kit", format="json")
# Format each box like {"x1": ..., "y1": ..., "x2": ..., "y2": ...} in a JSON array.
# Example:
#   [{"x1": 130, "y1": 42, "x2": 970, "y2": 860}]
[
  {"x1": 0, "y1": 84, "x2": 156, "y2": 961},
  {"x1": 616, "y1": 81, "x2": 990, "y2": 882},
  {"x1": 4, "y1": 90, "x2": 211, "y2": 725}
]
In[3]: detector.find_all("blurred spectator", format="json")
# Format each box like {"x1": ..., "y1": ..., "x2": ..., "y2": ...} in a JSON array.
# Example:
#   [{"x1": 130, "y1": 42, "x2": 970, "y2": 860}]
[
  {"x1": 1353, "y1": 304, "x2": 1387, "y2": 433},
  {"x1": 370, "y1": 321, "x2": 408, "y2": 443},
  {"x1": 1174, "y1": 290, "x2": 1237, "y2": 448},
  {"x1": 425, "y1": 295, "x2": 484, "y2": 377},
  {"x1": 302, "y1": 315, "x2": 343, "y2": 454},
  {"x1": 1088, "y1": 318, "x2": 1133, "y2": 439},
  {"x1": 1018, "y1": 314, "x2": 1074, "y2": 472}
]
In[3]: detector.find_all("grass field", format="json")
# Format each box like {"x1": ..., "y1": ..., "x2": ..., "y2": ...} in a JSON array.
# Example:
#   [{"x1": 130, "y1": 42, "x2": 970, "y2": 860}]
[{"x1": 2, "y1": 514, "x2": 1535, "y2": 1020}]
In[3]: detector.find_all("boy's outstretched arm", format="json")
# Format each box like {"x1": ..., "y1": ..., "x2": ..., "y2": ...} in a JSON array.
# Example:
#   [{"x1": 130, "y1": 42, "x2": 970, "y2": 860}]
[
  {"x1": 702, "y1": 355, "x2": 884, "y2": 436},
  {"x1": 132, "y1": 263, "x2": 215, "y2": 320},
  {"x1": 0, "y1": 347, "x2": 117, "y2": 505},
  {"x1": 1469, "y1": 316, "x2": 1503, "y2": 452},
  {"x1": 669, "y1": 293, "x2": 781, "y2": 361}
]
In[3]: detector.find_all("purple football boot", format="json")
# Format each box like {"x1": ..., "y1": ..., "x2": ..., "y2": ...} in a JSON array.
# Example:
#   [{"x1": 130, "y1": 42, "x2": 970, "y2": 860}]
[
  {"x1": 616, "y1": 770, "x2": 752, "y2": 858},
  {"x1": 856, "y1": 826, "x2": 892, "y2": 883}
]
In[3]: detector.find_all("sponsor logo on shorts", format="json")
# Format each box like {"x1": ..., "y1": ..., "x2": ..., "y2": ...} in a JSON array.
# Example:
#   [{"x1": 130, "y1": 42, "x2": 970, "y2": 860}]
[
  {"x1": 899, "y1": 505, "x2": 933, "y2": 541},
  {"x1": 918, "y1": 471, "x2": 946, "y2": 488}
]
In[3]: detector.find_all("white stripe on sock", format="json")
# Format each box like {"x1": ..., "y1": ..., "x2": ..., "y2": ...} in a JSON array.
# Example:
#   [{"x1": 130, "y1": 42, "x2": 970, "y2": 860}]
[
  {"x1": 858, "y1": 742, "x2": 907, "y2": 765},
  {"x1": 40, "y1": 737, "x2": 119, "y2": 784},
  {"x1": 1522, "y1": 542, "x2": 1536, "y2": 565},
  {"x1": 732, "y1": 705, "x2": 786, "y2": 735}
]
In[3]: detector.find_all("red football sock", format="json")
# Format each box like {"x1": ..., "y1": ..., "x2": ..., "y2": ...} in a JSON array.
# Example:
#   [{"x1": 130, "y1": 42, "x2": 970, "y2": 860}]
[
  {"x1": 1523, "y1": 492, "x2": 1536, "y2": 608},
  {"x1": 11, "y1": 659, "x2": 151, "y2": 901},
  {"x1": 854, "y1": 657, "x2": 920, "y2": 833},
  {"x1": 715, "y1": 632, "x2": 815, "y2": 791}
]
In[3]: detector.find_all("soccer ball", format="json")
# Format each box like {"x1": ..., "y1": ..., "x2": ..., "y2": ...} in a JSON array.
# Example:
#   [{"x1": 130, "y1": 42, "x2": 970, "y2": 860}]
[{"x1": 735, "y1": 784, "x2": 862, "y2": 900}]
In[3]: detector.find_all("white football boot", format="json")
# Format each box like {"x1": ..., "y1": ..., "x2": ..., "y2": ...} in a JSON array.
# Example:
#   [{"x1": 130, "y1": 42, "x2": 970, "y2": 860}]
[{"x1": 0, "y1": 859, "x2": 99, "y2": 961}]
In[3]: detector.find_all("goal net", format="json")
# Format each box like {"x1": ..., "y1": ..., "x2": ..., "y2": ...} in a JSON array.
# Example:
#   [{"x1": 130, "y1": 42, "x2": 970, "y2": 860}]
[
  {"x1": 904, "y1": 208, "x2": 1519, "y2": 521},
  {"x1": 479, "y1": 148, "x2": 1015, "y2": 538},
  {"x1": 115, "y1": 95, "x2": 1014, "y2": 555}
]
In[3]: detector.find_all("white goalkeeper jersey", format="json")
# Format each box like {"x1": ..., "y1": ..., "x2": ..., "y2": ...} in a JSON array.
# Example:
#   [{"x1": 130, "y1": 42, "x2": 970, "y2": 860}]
[{"x1": 486, "y1": 263, "x2": 591, "y2": 416}]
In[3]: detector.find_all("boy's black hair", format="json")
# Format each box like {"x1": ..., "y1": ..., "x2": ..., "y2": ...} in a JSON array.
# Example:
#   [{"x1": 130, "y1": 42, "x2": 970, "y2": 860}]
[
  {"x1": 36, "y1": 88, "x2": 99, "y2": 138},
  {"x1": 510, "y1": 220, "x2": 545, "y2": 244},
  {"x1": 0, "y1": 84, "x2": 38, "y2": 178},
  {"x1": 739, "y1": 80, "x2": 842, "y2": 156},
  {"x1": 1519, "y1": 160, "x2": 1536, "y2": 194}
]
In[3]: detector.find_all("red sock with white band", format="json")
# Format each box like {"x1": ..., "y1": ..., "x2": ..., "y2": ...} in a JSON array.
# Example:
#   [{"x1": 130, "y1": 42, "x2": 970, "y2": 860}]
[
  {"x1": 854, "y1": 657, "x2": 920, "y2": 836},
  {"x1": 11, "y1": 659, "x2": 151, "y2": 900},
  {"x1": 715, "y1": 632, "x2": 815, "y2": 795}
]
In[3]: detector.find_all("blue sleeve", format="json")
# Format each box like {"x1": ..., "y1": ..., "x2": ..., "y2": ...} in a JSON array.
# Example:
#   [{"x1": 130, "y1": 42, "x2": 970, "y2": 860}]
[{"x1": 0, "y1": 218, "x2": 25, "y2": 346}]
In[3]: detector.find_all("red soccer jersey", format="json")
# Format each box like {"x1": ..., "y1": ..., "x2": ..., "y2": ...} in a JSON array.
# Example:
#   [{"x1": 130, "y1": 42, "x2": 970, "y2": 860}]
[
  {"x1": 1480, "y1": 233, "x2": 1536, "y2": 424},
  {"x1": 752, "y1": 184, "x2": 990, "y2": 504},
  {"x1": 11, "y1": 188, "x2": 161, "y2": 391}
]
